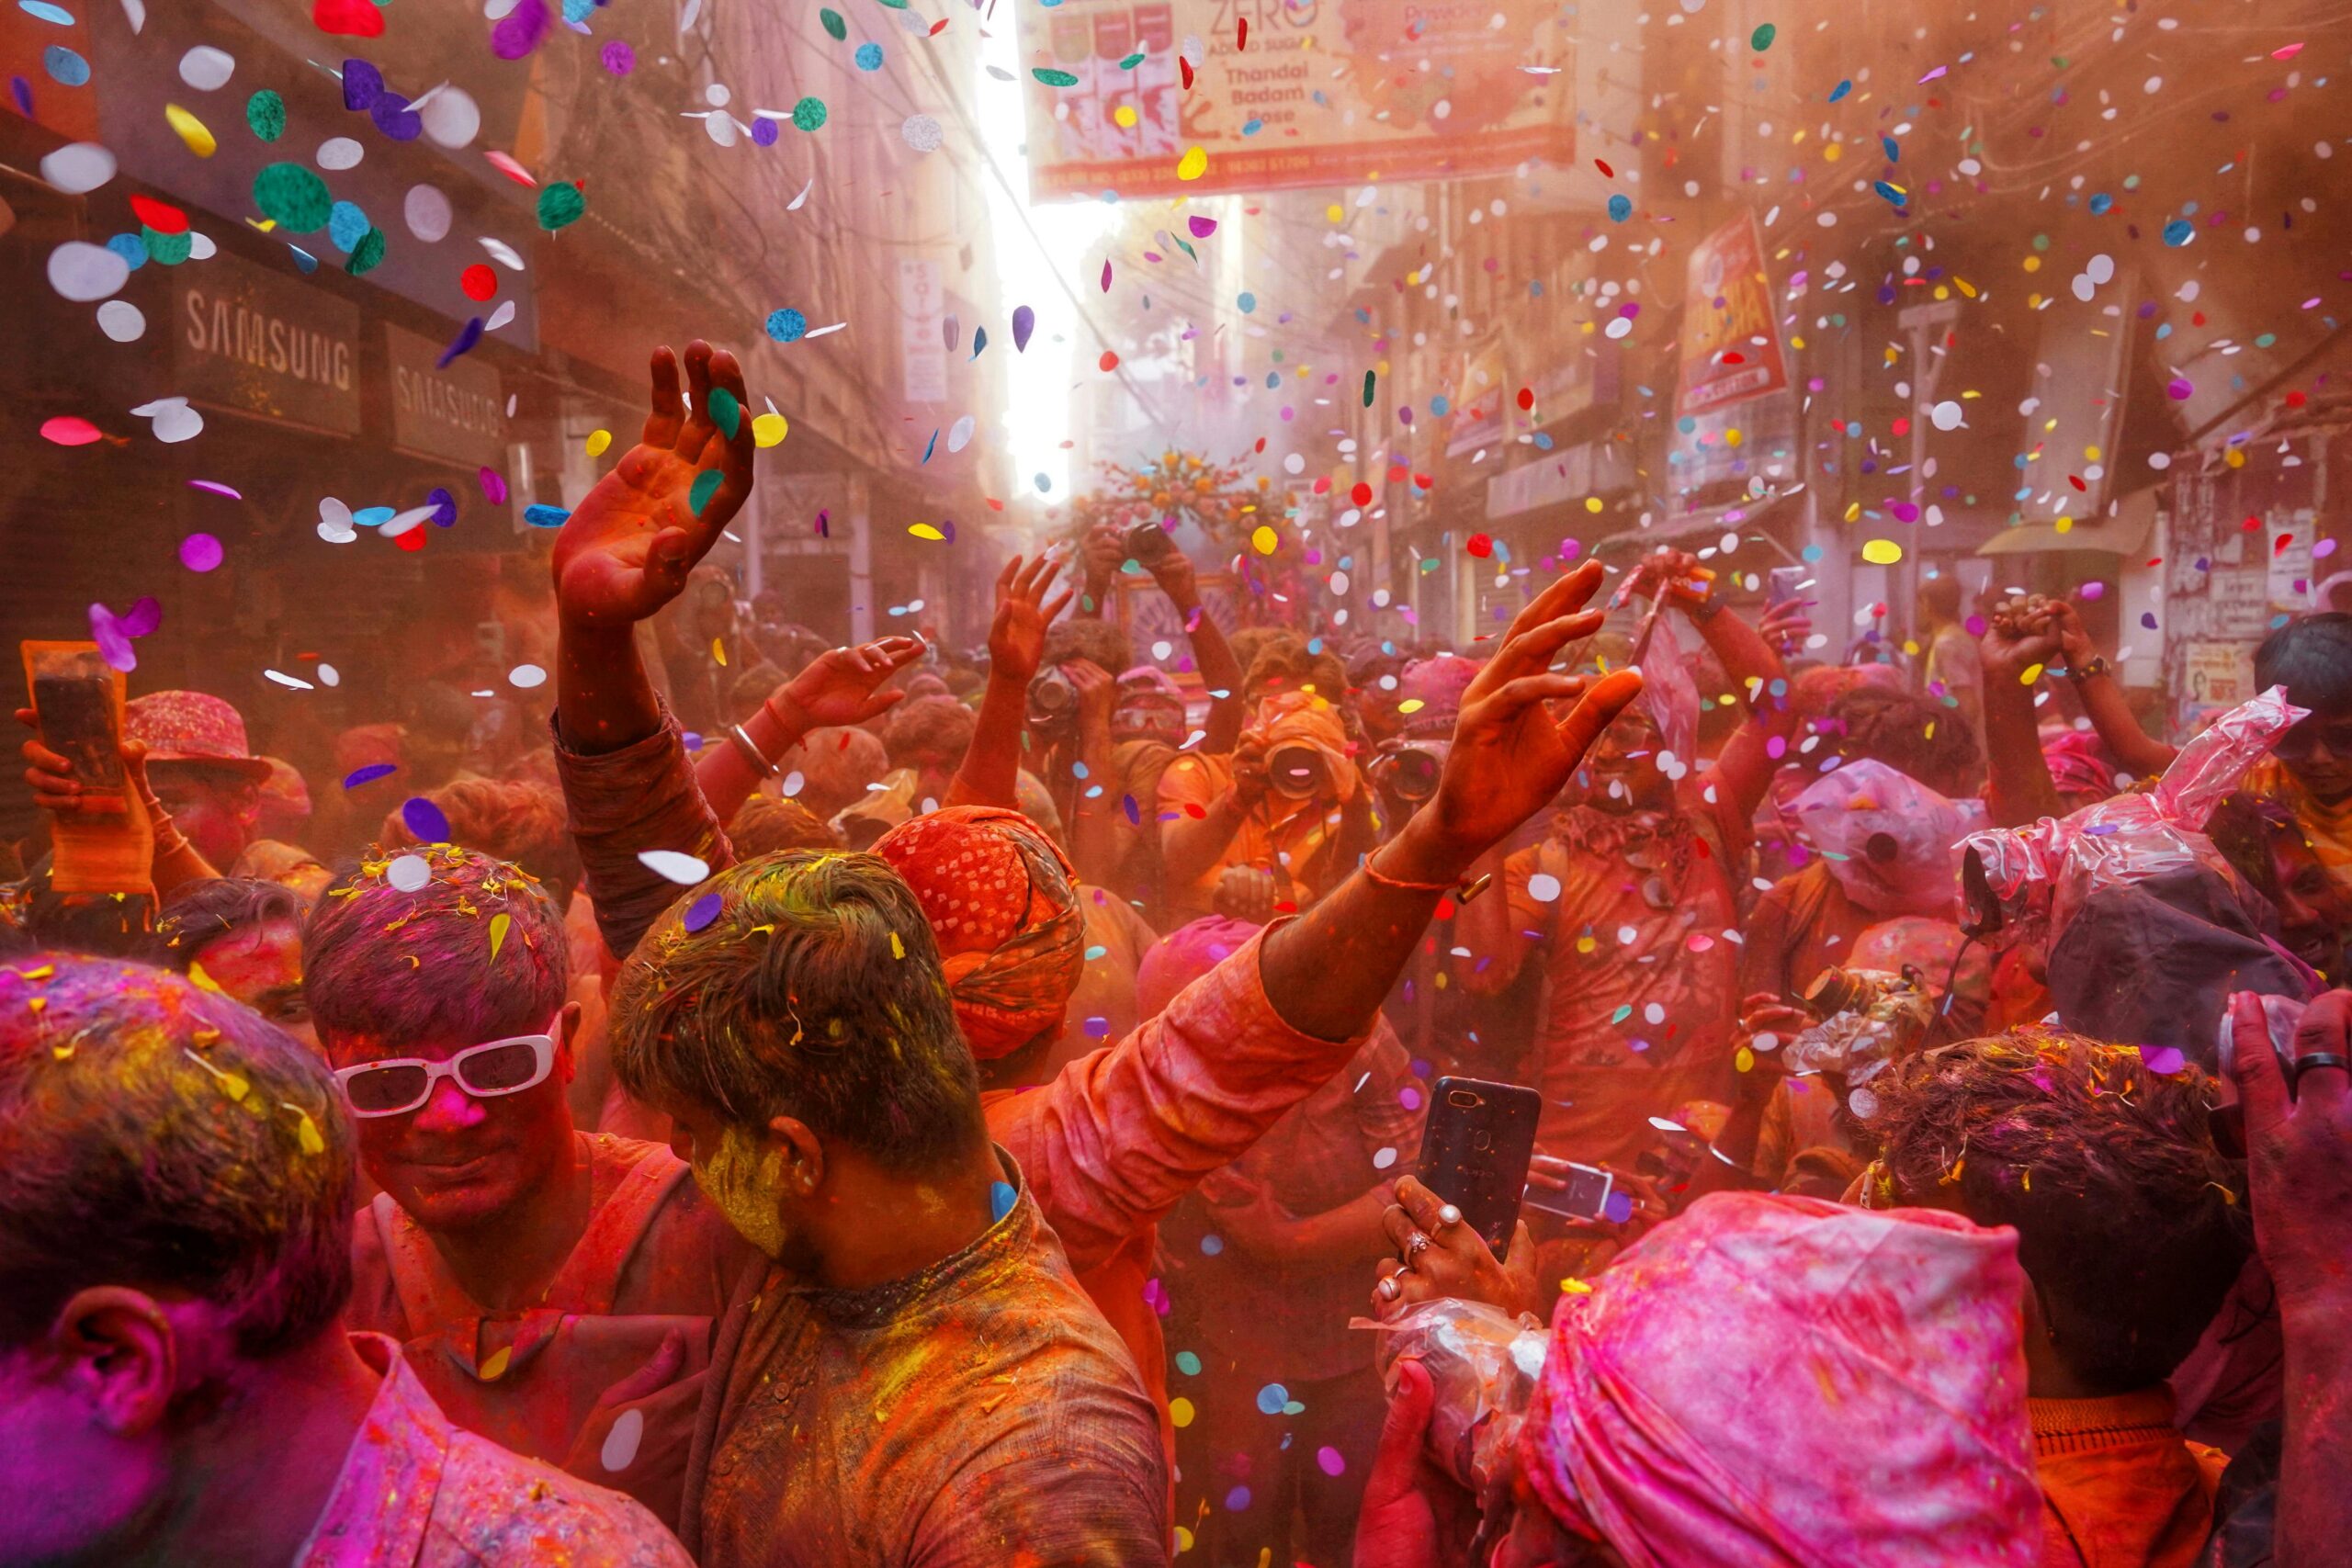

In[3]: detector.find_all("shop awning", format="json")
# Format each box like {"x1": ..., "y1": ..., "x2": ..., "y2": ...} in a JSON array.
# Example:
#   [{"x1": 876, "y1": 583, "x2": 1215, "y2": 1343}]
[{"x1": 1975, "y1": 488, "x2": 2157, "y2": 558}]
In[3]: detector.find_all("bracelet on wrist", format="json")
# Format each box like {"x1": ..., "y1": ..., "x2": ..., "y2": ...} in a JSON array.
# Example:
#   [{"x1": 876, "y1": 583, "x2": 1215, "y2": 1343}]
[
  {"x1": 1361, "y1": 845, "x2": 1492, "y2": 903},
  {"x1": 2063, "y1": 655, "x2": 2111, "y2": 682},
  {"x1": 729, "y1": 723, "x2": 779, "y2": 777}
]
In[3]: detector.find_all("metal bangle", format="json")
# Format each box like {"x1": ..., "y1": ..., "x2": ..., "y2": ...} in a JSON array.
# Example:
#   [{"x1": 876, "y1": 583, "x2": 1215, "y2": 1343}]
[
  {"x1": 729, "y1": 723, "x2": 778, "y2": 777},
  {"x1": 2292, "y1": 1052, "x2": 2350, "y2": 1081}
]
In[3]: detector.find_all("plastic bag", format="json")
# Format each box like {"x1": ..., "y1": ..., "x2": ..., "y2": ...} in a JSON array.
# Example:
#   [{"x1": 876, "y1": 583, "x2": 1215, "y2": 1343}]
[
  {"x1": 1788, "y1": 759, "x2": 1988, "y2": 917},
  {"x1": 1363, "y1": 1297, "x2": 1549, "y2": 1495},
  {"x1": 1960, "y1": 685, "x2": 2306, "y2": 939},
  {"x1": 1778, "y1": 966, "x2": 1939, "y2": 1099}
]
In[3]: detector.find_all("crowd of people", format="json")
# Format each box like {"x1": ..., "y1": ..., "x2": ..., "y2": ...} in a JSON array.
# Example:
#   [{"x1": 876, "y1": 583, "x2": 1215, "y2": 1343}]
[{"x1": 3, "y1": 340, "x2": 2349, "y2": 1568}]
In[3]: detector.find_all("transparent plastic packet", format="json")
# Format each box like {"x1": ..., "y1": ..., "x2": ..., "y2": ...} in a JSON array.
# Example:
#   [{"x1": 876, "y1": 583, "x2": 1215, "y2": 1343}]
[
  {"x1": 1961, "y1": 685, "x2": 2306, "y2": 938},
  {"x1": 1359, "y1": 1297, "x2": 1548, "y2": 1495}
]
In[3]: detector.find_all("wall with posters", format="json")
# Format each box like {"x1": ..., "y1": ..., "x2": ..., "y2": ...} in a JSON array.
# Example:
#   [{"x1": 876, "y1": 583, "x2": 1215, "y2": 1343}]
[{"x1": 1013, "y1": 0, "x2": 1576, "y2": 198}]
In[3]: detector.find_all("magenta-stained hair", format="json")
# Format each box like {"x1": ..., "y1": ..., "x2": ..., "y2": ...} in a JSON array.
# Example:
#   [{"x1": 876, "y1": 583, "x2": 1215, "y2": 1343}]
[
  {"x1": 302, "y1": 843, "x2": 569, "y2": 1051},
  {"x1": 0, "y1": 952, "x2": 356, "y2": 1355}
]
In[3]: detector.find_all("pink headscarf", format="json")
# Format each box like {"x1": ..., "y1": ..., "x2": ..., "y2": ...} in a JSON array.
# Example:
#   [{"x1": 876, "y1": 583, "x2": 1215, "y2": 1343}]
[
  {"x1": 1519, "y1": 1191, "x2": 2039, "y2": 1568},
  {"x1": 1136, "y1": 916, "x2": 1259, "y2": 1019}
]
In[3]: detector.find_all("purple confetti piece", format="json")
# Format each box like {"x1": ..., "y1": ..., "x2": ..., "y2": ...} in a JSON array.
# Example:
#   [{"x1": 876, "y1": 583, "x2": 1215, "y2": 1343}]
[
  {"x1": 436, "y1": 316, "x2": 485, "y2": 368},
  {"x1": 341, "y1": 58, "x2": 385, "y2": 112},
  {"x1": 602, "y1": 39, "x2": 636, "y2": 74},
  {"x1": 750, "y1": 114, "x2": 777, "y2": 145},
  {"x1": 370, "y1": 90, "x2": 424, "y2": 141},
  {"x1": 2140, "y1": 1045, "x2": 2187, "y2": 1076},
  {"x1": 118, "y1": 595, "x2": 163, "y2": 637},
  {"x1": 343, "y1": 763, "x2": 398, "y2": 789},
  {"x1": 88, "y1": 607, "x2": 136, "y2": 673},
  {"x1": 478, "y1": 467, "x2": 509, "y2": 505},
  {"x1": 683, "y1": 890, "x2": 723, "y2": 933},
  {"x1": 9, "y1": 76, "x2": 31, "y2": 119},
  {"x1": 179, "y1": 533, "x2": 224, "y2": 572},
  {"x1": 490, "y1": 0, "x2": 552, "y2": 61},
  {"x1": 427, "y1": 486, "x2": 457, "y2": 526},
  {"x1": 1012, "y1": 304, "x2": 1035, "y2": 352},
  {"x1": 1188, "y1": 214, "x2": 1217, "y2": 238},
  {"x1": 401, "y1": 795, "x2": 452, "y2": 843}
]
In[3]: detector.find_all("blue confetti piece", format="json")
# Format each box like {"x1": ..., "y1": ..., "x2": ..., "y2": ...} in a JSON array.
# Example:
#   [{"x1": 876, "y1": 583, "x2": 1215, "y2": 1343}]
[
  {"x1": 765, "y1": 308, "x2": 808, "y2": 343},
  {"x1": 342, "y1": 762, "x2": 398, "y2": 789},
  {"x1": 689, "y1": 468, "x2": 724, "y2": 516},
  {"x1": 401, "y1": 795, "x2": 451, "y2": 843},
  {"x1": 684, "y1": 890, "x2": 723, "y2": 933},
  {"x1": 1828, "y1": 77, "x2": 1851, "y2": 100},
  {"x1": 969, "y1": 324, "x2": 988, "y2": 359},
  {"x1": 524, "y1": 503, "x2": 571, "y2": 528},
  {"x1": 855, "y1": 40, "x2": 883, "y2": 69},
  {"x1": 1255, "y1": 1382, "x2": 1289, "y2": 1416},
  {"x1": 1240, "y1": 118, "x2": 1261, "y2": 135},
  {"x1": 106, "y1": 231, "x2": 148, "y2": 270},
  {"x1": 2163, "y1": 217, "x2": 2194, "y2": 246},
  {"x1": 19, "y1": 1, "x2": 77, "y2": 25},
  {"x1": 288, "y1": 243, "x2": 319, "y2": 274},
  {"x1": 42, "y1": 43, "x2": 87, "y2": 85},
  {"x1": 436, "y1": 316, "x2": 486, "y2": 368},
  {"x1": 1880, "y1": 135, "x2": 1899, "y2": 163},
  {"x1": 2088, "y1": 192, "x2": 2112, "y2": 215},
  {"x1": 1083, "y1": 944, "x2": 1107, "y2": 961},
  {"x1": 354, "y1": 505, "x2": 395, "y2": 527},
  {"x1": 989, "y1": 1179, "x2": 1017, "y2": 1223},
  {"x1": 1174, "y1": 1350, "x2": 1201, "y2": 1375},
  {"x1": 327, "y1": 199, "x2": 370, "y2": 254},
  {"x1": 922, "y1": 428, "x2": 937, "y2": 464},
  {"x1": 1607, "y1": 193, "x2": 1632, "y2": 221},
  {"x1": 1873, "y1": 180, "x2": 1907, "y2": 207}
]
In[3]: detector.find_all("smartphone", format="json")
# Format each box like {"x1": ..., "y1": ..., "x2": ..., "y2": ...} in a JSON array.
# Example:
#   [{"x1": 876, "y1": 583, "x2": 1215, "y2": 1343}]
[
  {"x1": 1522, "y1": 1160, "x2": 1614, "y2": 1224},
  {"x1": 1767, "y1": 565, "x2": 1807, "y2": 609},
  {"x1": 1413, "y1": 1077, "x2": 1541, "y2": 1261},
  {"x1": 25, "y1": 651, "x2": 124, "y2": 792}
]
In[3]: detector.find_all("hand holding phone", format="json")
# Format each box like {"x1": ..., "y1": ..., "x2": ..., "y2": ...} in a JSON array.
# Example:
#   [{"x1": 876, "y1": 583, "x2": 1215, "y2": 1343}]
[{"x1": 1412, "y1": 1077, "x2": 1540, "y2": 1260}]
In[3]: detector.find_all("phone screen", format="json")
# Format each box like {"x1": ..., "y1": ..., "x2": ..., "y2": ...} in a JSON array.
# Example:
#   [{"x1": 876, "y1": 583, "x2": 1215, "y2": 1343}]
[
  {"x1": 1523, "y1": 1161, "x2": 1614, "y2": 1222},
  {"x1": 31, "y1": 671, "x2": 124, "y2": 791}
]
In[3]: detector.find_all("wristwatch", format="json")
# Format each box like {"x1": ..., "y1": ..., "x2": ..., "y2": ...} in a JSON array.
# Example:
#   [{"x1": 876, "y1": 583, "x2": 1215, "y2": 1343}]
[{"x1": 2064, "y1": 655, "x2": 2110, "y2": 682}]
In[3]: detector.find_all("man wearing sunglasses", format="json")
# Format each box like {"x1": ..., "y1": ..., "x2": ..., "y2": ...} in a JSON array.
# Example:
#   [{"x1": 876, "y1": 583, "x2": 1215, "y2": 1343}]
[
  {"x1": 0, "y1": 952, "x2": 689, "y2": 1568},
  {"x1": 304, "y1": 841, "x2": 757, "y2": 1529}
]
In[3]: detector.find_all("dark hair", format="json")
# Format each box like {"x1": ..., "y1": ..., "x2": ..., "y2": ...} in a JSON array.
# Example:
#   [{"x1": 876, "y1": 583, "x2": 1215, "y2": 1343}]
[
  {"x1": 1043, "y1": 617, "x2": 1134, "y2": 676},
  {"x1": 729, "y1": 795, "x2": 844, "y2": 856},
  {"x1": 156, "y1": 877, "x2": 307, "y2": 972},
  {"x1": 1918, "y1": 574, "x2": 1965, "y2": 620},
  {"x1": 1245, "y1": 637, "x2": 1347, "y2": 703},
  {"x1": 1827, "y1": 685, "x2": 1982, "y2": 795},
  {"x1": 779, "y1": 726, "x2": 890, "y2": 821},
  {"x1": 606, "y1": 851, "x2": 986, "y2": 1176},
  {"x1": 729, "y1": 662, "x2": 786, "y2": 724},
  {"x1": 1870, "y1": 1028, "x2": 2248, "y2": 1393},
  {"x1": 378, "y1": 778, "x2": 582, "y2": 909},
  {"x1": 883, "y1": 695, "x2": 976, "y2": 769},
  {"x1": 303, "y1": 844, "x2": 570, "y2": 1049},
  {"x1": 0, "y1": 953, "x2": 356, "y2": 1354},
  {"x1": 2255, "y1": 613, "x2": 2352, "y2": 716}
]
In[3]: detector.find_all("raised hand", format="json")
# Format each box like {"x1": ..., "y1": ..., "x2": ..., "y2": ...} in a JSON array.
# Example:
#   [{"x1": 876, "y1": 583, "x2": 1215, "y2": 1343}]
[
  {"x1": 1408, "y1": 560, "x2": 1644, "y2": 878},
  {"x1": 1758, "y1": 597, "x2": 1815, "y2": 658},
  {"x1": 552, "y1": 342, "x2": 756, "y2": 631},
  {"x1": 772, "y1": 637, "x2": 928, "y2": 730},
  {"x1": 987, "y1": 553, "x2": 1073, "y2": 686},
  {"x1": 1978, "y1": 609, "x2": 2063, "y2": 687},
  {"x1": 17, "y1": 706, "x2": 141, "y2": 816},
  {"x1": 2228, "y1": 990, "x2": 2352, "y2": 1307},
  {"x1": 1625, "y1": 547, "x2": 1715, "y2": 608}
]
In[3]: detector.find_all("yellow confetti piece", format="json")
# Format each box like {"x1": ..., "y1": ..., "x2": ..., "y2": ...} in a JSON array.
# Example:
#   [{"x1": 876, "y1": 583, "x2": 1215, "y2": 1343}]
[
  {"x1": 1114, "y1": 104, "x2": 1138, "y2": 128},
  {"x1": 2020, "y1": 662, "x2": 2045, "y2": 685},
  {"x1": 1175, "y1": 1527, "x2": 1195, "y2": 1553},
  {"x1": 165, "y1": 103, "x2": 217, "y2": 157},
  {"x1": 1176, "y1": 145, "x2": 1208, "y2": 181},
  {"x1": 1735, "y1": 1044, "x2": 1756, "y2": 1074},
  {"x1": 294, "y1": 1109, "x2": 325, "y2": 1156},
  {"x1": 752, "y1": 412, "x2": 788, "y2": 447},
  {"x1": 890, "y1": 931, "x2": 906, "y2": 959},
  {"x1": 1561, "y1": 1276, "x2": 1594, "y2": 1295},
  {"x1": 712, "y1": 637, "x2": 729, "y2": 667},
  {"x1": 489, "y1": 912, "x2": 512, "y2": 961},
  {"x1": 219, "y1": 1070, "x2": 249, "y2": 1103},
  {"x1": 585, "y1": 428, "x2": 612, "y2": 457},
  {"x1": 1250, "y1": 524, "x2": 1278, "y2": 555},
  {"x1": 187, "y1": 959, "x2": 224, "y2": 993},
  {"x1": 1860, "y1": 537, "x2": 1904, "y2": 565},
  {"x1": 479, "y1": 1345, "x2": 513, "y2": 1382},
  {"x1": 1170, "y1": 1396, "x2": 1196, "y2": 1428},
  {"x1": 1396, "y1": 698, "x2": 1426, "y2": 715},
  {"x1": 909, "y1": 522, "x2": 946, "y2": 541}
]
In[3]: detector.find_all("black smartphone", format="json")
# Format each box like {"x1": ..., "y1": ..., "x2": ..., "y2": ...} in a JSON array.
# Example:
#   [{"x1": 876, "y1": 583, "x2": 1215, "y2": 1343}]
[
  {"x1": 31, "y1": 671, "x2": 124, "y2": 791},
  {"x1": 1413, "y1": 1076, "x2": 1541, "y2": 1261},
  {"x1": 1522, "y1": 1159, "x2": 1614, "y2": 1224}
]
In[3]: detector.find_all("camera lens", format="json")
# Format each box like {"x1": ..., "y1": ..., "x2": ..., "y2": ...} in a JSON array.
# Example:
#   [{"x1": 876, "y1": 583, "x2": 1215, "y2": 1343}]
[
  {"x1": 1124, "y1": 520, "x2": 1175, "y2": 560},
  {"x1": 1027, "y1": 667, "x2": 1076, "y2": 728},
  {"x1": 1266, "y1": 743, "x2": 1325, "y2": 798},
  {"x1": 1389, "y1": 746, "x2": 1442, "y2": 802}
]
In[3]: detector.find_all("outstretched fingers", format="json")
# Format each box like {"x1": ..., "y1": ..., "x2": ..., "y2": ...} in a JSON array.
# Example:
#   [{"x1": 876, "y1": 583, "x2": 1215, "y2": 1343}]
[
  {"x1": 642, "y1": 345, "x2": 684, "y2": 449},
  {"x1": 1553, "y1": 669, "x2": 1646, "y2": 763}
]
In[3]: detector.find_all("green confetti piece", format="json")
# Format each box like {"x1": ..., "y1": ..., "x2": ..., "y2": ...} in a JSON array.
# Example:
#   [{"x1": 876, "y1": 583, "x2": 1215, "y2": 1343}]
[
  {"x1": 345, "y1": 227, "x2": 386, "y2": 276},
  {"x1": 253, "y1": 162, "x2": 332, "y2": 231},
  {"x1": 245, "y1": 88, "x2": 285, "y2": 141},
  {"x1": 142, "y1": 226, "x2": 193, "y2": 266},
  {"x1": 820, "y1": 6, "x2": 845, "y2": 37},
  {"x1": 1118, "y1": 51, "x2": 1146, "y2": 68},
  {"x1": 1032, "y1": 66, "x2": 1080, "y2": 86},
  {"x1": 1363, "y1": 369, "x2": 1376, "y2": 407},
  {"x1": 1750, "y1": 21, "x2": 1775, "y2": 49},
  {"x1": 689, "y1": 468, "x2": 723, "y2": 517},
  {"x1": 537, "y1": 180, "x2": 585, "y2": 231},
  {"x1": 791, "y1": 96, "x2": 827, "y2": 131},
  {"x1": 707, "y1": 386, "x2": 741, "y2": 440}
]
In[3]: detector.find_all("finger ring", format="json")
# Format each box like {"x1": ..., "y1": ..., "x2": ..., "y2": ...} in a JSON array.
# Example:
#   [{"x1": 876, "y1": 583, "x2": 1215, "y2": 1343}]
[
  {"x1": 2293, "y1": 1052, "x2": 2350, "y2": 1080},
  {"x1": 1376, "y1": 1276, "x2": 1401, "y2": 1302},
  {"x1": 1436, "y1": 1204, "x2": 1463, "y2": 1228},
  {"x1": 1405, "y1": 1233, "x2": 1430, "y2": 1262}
]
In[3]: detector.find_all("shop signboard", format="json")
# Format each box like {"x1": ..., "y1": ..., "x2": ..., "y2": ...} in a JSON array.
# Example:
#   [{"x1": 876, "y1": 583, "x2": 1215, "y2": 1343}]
[
  {"x1": 1013, "y1": 0, "x2": 1576, "y2": 199},
  {"x1": 171, "y1": 249, "x2": 362, "y2": 435},
  {"x1": 1675, "y1": 212, "x2": 1790, "y2": 417},
  {"x1": 385, "y1": 324, "x2": 506, "y2": 469}
]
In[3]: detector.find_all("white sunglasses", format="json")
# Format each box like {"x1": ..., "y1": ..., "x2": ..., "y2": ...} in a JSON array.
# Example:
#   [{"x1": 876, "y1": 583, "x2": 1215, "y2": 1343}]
[{"x1": 333, "y1": 1021, "x2": 559, "y2": 1118}]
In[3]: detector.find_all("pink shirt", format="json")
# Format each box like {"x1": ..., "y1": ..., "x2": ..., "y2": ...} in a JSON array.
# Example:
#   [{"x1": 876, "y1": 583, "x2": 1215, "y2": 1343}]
[{"x1": 297, "y1": 1333, "x2": 691, "y2": 1568}]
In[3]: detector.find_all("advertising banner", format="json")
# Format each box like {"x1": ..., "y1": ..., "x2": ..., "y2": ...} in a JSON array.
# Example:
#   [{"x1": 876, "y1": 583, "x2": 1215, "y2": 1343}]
[
  {"x1": 1675, "y1": 211, "x2": 1789, "y2": 418},
  {"x1": 1015, "y1": 0, "x2": 1576, "y2": 200}
]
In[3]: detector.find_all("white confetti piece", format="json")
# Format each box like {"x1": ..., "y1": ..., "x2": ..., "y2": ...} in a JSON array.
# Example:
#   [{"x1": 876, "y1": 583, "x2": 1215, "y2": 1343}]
[{"x1": 639, "y1": 849, "x2": 710, "y2": 885}]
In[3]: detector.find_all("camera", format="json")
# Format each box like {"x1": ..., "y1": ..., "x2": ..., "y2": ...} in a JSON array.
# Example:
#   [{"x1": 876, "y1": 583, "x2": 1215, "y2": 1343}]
[
  {"x1": 1265, "y1": 742, "x2": 1329, "y2": 799},
  {"x1": 1124, "y1": 519, "x2": 1178, "y2": 564},
  {"x1": 1027, "y1": 665, "x2": 1079, "y2": 735},
  {"x1": 1373, "y1": 739, "x2": 1449, "y2": 805}
]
